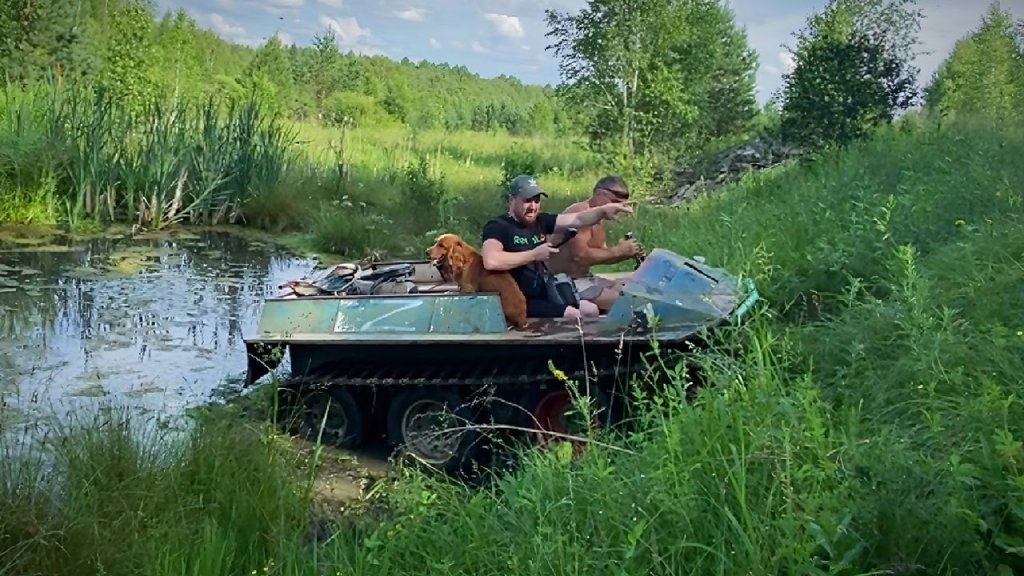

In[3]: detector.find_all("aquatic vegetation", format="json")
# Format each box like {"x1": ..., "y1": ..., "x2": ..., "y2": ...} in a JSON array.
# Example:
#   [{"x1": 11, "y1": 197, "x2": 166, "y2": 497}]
[
  {"x1": 1, "y1": 83, "x2": 296, "y2": 230},
  {"x1": 0, "y1": 115, "x2": 1021, "y2": 575},
  {"x1": 0, "y1": 82, "x2": 600, "y2": 259}
]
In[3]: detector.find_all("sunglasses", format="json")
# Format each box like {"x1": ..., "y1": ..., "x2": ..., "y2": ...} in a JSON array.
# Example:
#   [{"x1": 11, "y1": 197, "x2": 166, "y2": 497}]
[{"x1": 598, "y1": 187, "x2": 629, "y2": 201}]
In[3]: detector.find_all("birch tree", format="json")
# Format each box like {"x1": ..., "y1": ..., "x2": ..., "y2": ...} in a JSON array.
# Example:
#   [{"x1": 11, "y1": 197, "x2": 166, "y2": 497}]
[{"x1": 544, "y1": 0, "x2": 758, "y2": 165}]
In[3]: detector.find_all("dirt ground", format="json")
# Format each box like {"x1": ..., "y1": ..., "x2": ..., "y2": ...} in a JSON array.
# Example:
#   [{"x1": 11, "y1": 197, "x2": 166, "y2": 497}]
[{"x1": 287, "y1": 436, "x2": 394, "y2": 512}]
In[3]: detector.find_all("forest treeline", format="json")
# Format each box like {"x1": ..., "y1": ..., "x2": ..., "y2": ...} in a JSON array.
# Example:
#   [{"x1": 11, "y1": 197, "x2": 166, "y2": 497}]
[
  {"x1": 4, "y1": 0, "x2": 1022, "y2": 161},
  {"x1": 0, "y1": 0, "x2": 563, "y2": 135},
  {"x1": 0, "y1": 0, "x2": 1022, "y2": 236}
]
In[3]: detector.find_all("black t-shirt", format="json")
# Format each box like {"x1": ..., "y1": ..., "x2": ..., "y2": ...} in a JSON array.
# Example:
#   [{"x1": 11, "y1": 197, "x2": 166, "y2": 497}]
[{"x1": 481, "y1": 212, "x2": 557, "y2": 299}]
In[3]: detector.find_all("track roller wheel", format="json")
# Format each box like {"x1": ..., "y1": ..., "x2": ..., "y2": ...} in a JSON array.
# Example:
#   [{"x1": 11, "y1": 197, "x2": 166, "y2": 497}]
[
  {"x1": 387, "y1": 388, "x2": 481, "y2": 474},
  {"x1": 524, "y1": 385, "x2": 614, "y2": 454},
  {"x1": 280, "y1": 384, "x2": 364, "y2": 449}
]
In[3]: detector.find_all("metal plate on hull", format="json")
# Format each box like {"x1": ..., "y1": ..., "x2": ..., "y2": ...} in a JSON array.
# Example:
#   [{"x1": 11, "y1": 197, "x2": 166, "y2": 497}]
[
  {"x1": 254, "y1": 293, "x2": 509, "y2": 338},
  {"x1": 245, "y1": 248, "x2": 759, "y2": 345}
]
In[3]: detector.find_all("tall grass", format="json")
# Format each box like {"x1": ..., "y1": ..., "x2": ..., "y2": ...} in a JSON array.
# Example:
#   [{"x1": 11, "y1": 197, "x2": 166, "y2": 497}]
[
  {"x1": 0, "y1": 80, "x2": 604, "y2": 259},
  {"x1": 0, "y1": 82, "x2": 297, "y2": 229},
  {"x1": 319, "y1": 114, "x2": 1023, "y2": 576},
  {"x1": 0, "y1": 402, "x2": 313, "y2": 576},
  {"x1": 267, "y1": 116, "x2": 604, "y2": 260},
  {"x1": 1, "y1": 113, "x2": 1021, "y2": 575}
]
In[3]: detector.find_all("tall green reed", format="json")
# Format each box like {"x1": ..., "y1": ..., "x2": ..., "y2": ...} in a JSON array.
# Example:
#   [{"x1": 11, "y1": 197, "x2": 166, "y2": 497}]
[
  {"x1": 0, "y1": 81, "x2": 298, "y2": 229},
  {"x1": 0, "y1": 402, "x2": 313, "y2": 576}
]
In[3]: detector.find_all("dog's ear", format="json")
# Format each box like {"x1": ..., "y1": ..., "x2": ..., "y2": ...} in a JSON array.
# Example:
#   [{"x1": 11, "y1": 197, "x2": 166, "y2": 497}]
[{"x1": 446, "y1": 237, "x2": 468, "y2": 270}]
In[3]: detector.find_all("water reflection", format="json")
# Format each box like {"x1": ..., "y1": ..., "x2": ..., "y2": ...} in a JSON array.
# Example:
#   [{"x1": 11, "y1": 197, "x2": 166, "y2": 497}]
[{"x1": 0, "y1": 226, "x2": 316, "y2": 429}]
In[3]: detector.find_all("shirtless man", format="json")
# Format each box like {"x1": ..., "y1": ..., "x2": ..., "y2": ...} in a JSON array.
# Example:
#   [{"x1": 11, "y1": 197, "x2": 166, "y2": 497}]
[
  {"x1": 480, "y1": 174, "x2": 635, "y2": 319},
  {"x1": 546, "y1": 175, "x2": 645, "y2": 312}
]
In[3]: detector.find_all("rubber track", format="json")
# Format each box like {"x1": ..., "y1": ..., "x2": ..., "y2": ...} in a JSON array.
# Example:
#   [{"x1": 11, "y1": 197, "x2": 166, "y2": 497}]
[{"x1": 278, "y1": 359, "x2": 646, "y2": 391}]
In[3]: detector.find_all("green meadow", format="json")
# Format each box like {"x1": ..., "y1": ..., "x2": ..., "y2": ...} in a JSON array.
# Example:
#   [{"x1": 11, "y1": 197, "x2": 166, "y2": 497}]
[
  {"x1": 0, "y1": 81, "x2": 604, "y2": 260},
  {"x1": 2, "y1": 0, "x2": 1023, "y2": 574},
  {"x1": 3, "y1": 111, "x2": 1022, "y2": 575}
]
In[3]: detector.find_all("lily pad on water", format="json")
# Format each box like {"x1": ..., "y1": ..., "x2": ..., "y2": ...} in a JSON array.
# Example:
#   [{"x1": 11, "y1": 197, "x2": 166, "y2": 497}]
[
  {"x1": 69, "y1": 383, "x2": 108, "y2": 398},
  {"x1": 0, "y1": 404, "x2": 30, "y2": 431},
  {"x1": 109, "y1": 256, "x2": 155, "y2": 275},
  {"x1": 68, "y1": 230, "x2": 131, "y2": 242},
  {"x1": 126, "y1": 382, "x2": 167, "y2": 398},
  {"x1": 132, "y1": 229, "x2": 202, "y2": 242},
  {"x1": 63, "y1": 251, "x2": 163, "y2": 279},
  {"x1": 0, "y1": 224, "x2": 59, "y2": 247},
  {"x1": 100, "y1": 246, "x2": 182, "y2": 276},
  {"x1": 0, "y1": 244, "x2": 85, "y2": 254},
  {"x1": 64, "y1": 266, "x2": 112, "y2": 280},
  {"x1": 108, "y1": 245, "x2": 182, "y2": 259}
]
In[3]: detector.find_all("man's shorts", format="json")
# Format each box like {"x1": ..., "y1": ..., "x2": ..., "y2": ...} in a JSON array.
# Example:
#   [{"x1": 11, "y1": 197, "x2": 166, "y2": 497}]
[{"x1": 575, "y1": 275, "x2": 617, "y2": 301}]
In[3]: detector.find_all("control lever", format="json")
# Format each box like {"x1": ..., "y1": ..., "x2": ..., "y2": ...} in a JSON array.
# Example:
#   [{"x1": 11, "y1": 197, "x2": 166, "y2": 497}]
[
  {"x1": 624, "y1": 232, "x2": 647, "y2": 270},
  {"x1": 551, "y1": 227, "x2": 578, "y2": 249}
]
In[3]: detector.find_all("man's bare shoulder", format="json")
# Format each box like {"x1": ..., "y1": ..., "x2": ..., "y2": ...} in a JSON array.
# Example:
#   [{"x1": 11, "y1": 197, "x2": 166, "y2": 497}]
[{"x1": 560, "y1": 200, "x2": 590, "y2": 214}]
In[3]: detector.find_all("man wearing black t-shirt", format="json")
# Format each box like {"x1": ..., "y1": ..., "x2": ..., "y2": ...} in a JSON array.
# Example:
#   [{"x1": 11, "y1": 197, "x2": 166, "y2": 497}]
[{"x1": 481, "y1": 174, "x2": 635, "y2": 319}]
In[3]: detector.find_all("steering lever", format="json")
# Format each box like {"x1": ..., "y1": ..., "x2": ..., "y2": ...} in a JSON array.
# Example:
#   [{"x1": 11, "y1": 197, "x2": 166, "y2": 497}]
[
  {"x1": 624, "y1": 232, "x2": 647, "y2": 268},
  {"x1": 551, "y1": 227, "x2": 578, "y2": 249}
]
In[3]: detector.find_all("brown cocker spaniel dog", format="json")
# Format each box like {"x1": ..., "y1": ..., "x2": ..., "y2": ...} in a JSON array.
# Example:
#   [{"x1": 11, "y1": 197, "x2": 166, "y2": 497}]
[{"x1": 427, "y1": 233, "x2": 528, "y2": 329}]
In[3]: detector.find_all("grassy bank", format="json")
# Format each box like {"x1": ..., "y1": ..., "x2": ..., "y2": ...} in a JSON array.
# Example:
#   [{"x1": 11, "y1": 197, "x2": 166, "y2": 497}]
[
  {"x1": 0, "y1": 82, "x2": 604, "y2": 262},
  {"x1": 2, "y1": 113, "x2": 1021, "y2": 575}
]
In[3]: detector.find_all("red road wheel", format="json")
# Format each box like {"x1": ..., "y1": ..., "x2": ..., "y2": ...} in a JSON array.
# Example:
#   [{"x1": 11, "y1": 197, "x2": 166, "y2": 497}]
[{"x1": 530, "y1": 387, "x2": 607, "y2": 454}]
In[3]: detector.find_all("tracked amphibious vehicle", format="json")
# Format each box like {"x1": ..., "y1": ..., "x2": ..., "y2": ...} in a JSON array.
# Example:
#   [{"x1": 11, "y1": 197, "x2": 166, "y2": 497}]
[{"x1": 244, "y1": 245, "x2": 759, "y2": 473}]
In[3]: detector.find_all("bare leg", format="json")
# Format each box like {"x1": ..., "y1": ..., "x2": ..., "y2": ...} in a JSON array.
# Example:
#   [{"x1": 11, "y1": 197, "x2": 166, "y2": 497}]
[
  {"x1": 563, "y1": 302, "x2": 599, "y2": 318},
  {"x1": 578, "y1": 300, "x2": 600, "y2": 317},
  {"x1": 592, "y1": 281, "x2": 625, "y2": 313}
]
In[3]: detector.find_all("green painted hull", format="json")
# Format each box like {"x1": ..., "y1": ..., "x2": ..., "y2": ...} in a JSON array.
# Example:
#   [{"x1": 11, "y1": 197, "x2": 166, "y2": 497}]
[{"x1": 243, "y1": 249, "x2": 759, "y2": 386}]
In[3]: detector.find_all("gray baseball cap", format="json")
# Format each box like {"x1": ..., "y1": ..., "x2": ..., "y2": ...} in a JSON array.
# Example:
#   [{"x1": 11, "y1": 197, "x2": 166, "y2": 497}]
[{"x1": 507, "y1": 174, "x2": 548, "y2": 200}]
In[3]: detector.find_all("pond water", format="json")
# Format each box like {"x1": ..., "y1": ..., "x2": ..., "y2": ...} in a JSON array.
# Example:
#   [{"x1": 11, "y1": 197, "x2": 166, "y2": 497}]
[{"x1": 0, "y1": 224, "x2": 317, "y2": 434}]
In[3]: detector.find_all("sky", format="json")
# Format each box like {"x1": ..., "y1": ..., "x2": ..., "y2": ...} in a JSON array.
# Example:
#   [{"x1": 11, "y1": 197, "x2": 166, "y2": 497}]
[{"x1": 152, "y1": 0, "x2": 1024, "y2": 103}]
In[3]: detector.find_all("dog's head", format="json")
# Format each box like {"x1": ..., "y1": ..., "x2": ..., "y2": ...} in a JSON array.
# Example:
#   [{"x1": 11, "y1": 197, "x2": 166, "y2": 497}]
[{"x1": 427, "y1": 233, "x2": 472, "y2": 275}]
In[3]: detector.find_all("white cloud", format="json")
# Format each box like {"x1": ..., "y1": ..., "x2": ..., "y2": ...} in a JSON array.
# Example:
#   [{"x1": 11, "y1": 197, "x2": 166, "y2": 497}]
[
  {"x1": 208, "y1": 13, "x2": 246, "y2": 38},
  {"x1": 471, "y1": 40, "x2": 492, "y2": 54},
  {"x1": 258, "y1": 0, "x2": 302, "y2": 18},
  {"x1": 428, "y1": 37, "x2": 440, "y2": 48},
  {"x1": 320, "y1": 15, "x2": 371, "y2": 45},
  {"x1": 319, "y1": 15, "x2": 386, "y2": 55},
  {"x1": 316, "y1": 0, "x2": 343, "y2": 7},
  {"x1": 394, "y1": 7, "x2": 427, "y2": 21},
  {"x1": 483, "y1": 0, "x2": 583, "y2": 13},
  {"x1": 779, "y1": 50, "x2": 795, "y2": 74},
  {"x1": 482, "y1": 13, "x2": 524, "y2": 38}
]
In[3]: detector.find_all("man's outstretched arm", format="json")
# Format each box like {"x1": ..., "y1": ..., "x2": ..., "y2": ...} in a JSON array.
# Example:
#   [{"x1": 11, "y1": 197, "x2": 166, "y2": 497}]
[{"x1": 554, "y1": 202, "x2": 633, "y2": 233}]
